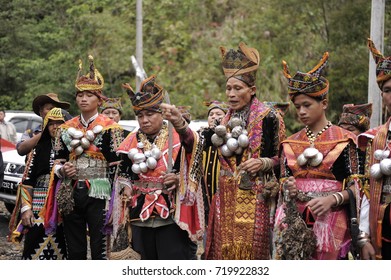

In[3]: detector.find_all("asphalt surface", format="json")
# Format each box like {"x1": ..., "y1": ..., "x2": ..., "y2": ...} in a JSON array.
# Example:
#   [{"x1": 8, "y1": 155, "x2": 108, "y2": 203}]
[{"x1": 0, "y1": 202, "x2": 23, "y2": 259}]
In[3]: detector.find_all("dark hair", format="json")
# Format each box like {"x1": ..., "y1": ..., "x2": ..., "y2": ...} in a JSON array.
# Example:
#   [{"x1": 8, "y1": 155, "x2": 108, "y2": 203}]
[
  {"x1": 292, "y1": 93, "x2": 326, "y2": 103},
  {"x1": 0, "y1": 110, "x2": 5, "y2": 114}
]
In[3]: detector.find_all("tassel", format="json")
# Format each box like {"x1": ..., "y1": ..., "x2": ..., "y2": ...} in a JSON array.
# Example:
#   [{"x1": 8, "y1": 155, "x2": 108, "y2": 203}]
[
  {"x1": 88, "y1": 178, "x2": 112, "y2": 200},
  {"x1": 312, "y1": 219, "x2": 336, "y2": 252}
]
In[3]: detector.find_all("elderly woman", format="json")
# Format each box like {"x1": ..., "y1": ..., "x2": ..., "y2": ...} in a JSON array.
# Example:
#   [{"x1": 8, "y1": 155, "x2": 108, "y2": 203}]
[
  {"x1": 162, "y1": 42, "x2": 285, "y2": 260},
  {"x1": 273, "y1": 52, "x2": 360, "y2": 260}
]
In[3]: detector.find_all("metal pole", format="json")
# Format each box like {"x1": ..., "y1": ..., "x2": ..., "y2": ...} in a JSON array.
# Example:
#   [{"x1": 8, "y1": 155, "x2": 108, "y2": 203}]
[
  {"x1": 368, "y1": 0, "x2": 385, "y2": 128},
  {"x1": 136, "y1": 0, "x2": 143, "y2": 91}
]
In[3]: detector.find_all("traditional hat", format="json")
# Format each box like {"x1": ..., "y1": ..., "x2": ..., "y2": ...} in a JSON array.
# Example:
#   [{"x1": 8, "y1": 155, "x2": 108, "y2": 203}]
[
  {"x1": 220, "y1": 42, "x2": 260, "y2": 86},
  {"x1": 32, "y1": 93, "x2": 70, "y2": 116},
  {"x1": 100, "y1": 97, "x2": 123, "y2": 114},
  {"x1": 122, "y1": 75, "x2": 164, "y2": 114},
  {"x1": 338, "y1": 103, "x2": 372, "y2": 132},
  {"x1": 203, "y1": 100, "x2": 229, "y2": 115},
  {"x1": 41, "y1": 107, "x2": 72, "y2": 141},
  {"x1": 177, "y1": 105, "x2": 192, "y2": 124},
  {"x1": 368, "y1": 38, "x2": 391, "y2": 89},
  {"x1": 282, "y1": 52, "x2": 329, "y2": 100},
  {"x1": 75, "y1": 55, "x2": 107, "y2": 100}
]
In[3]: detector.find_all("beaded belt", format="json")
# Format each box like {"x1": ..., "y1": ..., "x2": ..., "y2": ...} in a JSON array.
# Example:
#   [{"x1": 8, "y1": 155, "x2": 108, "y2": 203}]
[
  {"x1": 297, "y1": 191, "x2": 336, "y2": 202},
  {"x1": 71, "y1": 157, "x2": 108, "y2": 180},
  {"x1": 132, "y1": 182, "x2": 169, "y2": 195}
]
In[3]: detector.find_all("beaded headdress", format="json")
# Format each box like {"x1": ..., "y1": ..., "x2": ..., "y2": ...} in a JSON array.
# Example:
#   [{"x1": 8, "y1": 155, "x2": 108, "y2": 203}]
[
  {"x1": 368, "y1": 38, "x2": 391, "y2": 90},
  {"x1": 282, "y1": 52, "x2": 329, "y2": 100},
  {"x1": 220, "y1": 42, "x2": 260, "y2": 86},
  {"x1": 122, "y1": 75, "x2": 164, "y2": 114},
  {"x1": 41, "y1": 107, "x2": 72, "y2": 140},
  {"x1": 338, "y1": 103, "x2": 372, "y2": 132},
  {"x1": 100, "y1": 97, "x2": 123, "y2": 114},
  {"x1": 203, "y1": 100, "x2": 229, "y2": 115},
  {"x1": 75, "y1": 55, "x2": 107, "y2": 100}
]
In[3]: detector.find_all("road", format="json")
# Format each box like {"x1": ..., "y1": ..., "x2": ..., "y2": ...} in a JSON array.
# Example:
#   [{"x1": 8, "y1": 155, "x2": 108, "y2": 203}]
[{"x1": 0, "y1": 202, "x2": 23, "y2": 259}]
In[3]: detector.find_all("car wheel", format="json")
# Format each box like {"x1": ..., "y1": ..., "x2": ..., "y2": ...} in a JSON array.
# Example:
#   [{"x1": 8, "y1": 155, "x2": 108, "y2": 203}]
[{"x1": 4, "y1": 202, "x2": 15, "y2": 214}]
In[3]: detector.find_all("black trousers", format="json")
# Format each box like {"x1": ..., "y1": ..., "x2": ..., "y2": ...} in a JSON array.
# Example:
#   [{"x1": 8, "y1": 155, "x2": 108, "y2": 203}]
[
  {"x1": 131, "y1": 223, "x2": 197, "y2": 260},
  {"x1": 63, "y1": 182, "x2": 107, "y2": 260}
]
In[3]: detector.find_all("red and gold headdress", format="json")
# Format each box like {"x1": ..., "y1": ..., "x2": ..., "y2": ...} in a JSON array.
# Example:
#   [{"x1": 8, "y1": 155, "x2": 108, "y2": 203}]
[
  {"x1": 122, "y1": 75, "x2": 164, "y2": 114},
  {"x1": 75, "y1": 55, "x2": 107, "y2": 100},
  {"x1": 368, "y1": 38, "x2": 391, "y2": 89},
  {"x1": 220, "y1": 42, "x2": 260, "y2": 86},
  {"x1": 283, "y1": 52, "x2": 329, "y2": 100}
]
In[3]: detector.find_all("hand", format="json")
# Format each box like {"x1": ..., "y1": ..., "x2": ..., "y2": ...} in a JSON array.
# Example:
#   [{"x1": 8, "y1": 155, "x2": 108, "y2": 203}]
[
  {"x1": 21, "y1": 209, "x2": 34, "y2": 227},
  {"x1": 62, "y1": 162, "x2": 77, "y2": 179},
  {"x1": 160, "y1": 103, "x2": 183, "y2": 126},
  {"x1": 361, "y1": 242, "x2": 376, "y2": 260},
  {"x1": 239, "y1": 158, "x2": 262, "y2": 176},
  {"x1": 161, "y1": 172, "x2": 179, "y2": 191},
  {"x1": 284, "y1": 176, "x2": 297, "y2": 198},
  {"x1": 306, "y1": 196, "x2": 335, "y2": 217}
]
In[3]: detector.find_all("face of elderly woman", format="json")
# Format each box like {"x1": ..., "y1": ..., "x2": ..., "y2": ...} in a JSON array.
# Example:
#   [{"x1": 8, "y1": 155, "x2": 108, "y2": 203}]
[{"x1": 225, "y1": 77, "x2": 255, "y2": 111}]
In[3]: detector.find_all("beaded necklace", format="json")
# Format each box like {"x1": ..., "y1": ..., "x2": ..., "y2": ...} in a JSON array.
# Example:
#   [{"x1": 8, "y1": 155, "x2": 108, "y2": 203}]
[
  {"x1": 137, "y1": 123, "x2": 168, "y2": 151},
  {"x1": 305, "y1": 121, "x2": 332, "y2": 144}
]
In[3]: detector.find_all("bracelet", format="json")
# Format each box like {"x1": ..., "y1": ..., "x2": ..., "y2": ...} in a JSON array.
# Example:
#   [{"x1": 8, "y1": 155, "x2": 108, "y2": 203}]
[
  {"x1": 21, "y1": 205, "x2": 31, "y2": 214},
  {"x1": 332, "y1": 193, "x2": 341, "y2": 207},
  {"x1": 259, "y1": 158, "x2": 273, "y2": 172},
  {"x1": 173, "y1": 118, "x2": 188, "y2": 134},
  {"x1": 336, "y1": 192, "x2": 344, "y2": 206}
]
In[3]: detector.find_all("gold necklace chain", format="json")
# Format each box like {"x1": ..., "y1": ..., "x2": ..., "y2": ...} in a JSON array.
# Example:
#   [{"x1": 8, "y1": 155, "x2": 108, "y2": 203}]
[{"x1": 137, "y1": 123, "x2": 168, "y2": 151}]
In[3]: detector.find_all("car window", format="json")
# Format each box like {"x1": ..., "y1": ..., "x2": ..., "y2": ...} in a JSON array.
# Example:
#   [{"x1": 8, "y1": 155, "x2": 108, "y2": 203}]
[
  {"x1": 31, "y1": 120, "x2": 41, "y2": 130},
  {"x1": 9, "y1": 118, "x2": 29, "y2": 133}
]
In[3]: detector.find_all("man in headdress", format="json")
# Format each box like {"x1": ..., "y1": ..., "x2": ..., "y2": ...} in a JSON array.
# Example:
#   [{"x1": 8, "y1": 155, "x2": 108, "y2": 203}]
[
  {"x1": 17, "y1": 93, "x2": 70, "y2": 156},
  {"x1": 357, "y1": 39, "x2": 391, "y2": 259},
  {"x1": 46, "y1": 55, "x2": 124, "y2": 260},
  {"x1": 116, "y1": 75, "x2": 204, "y2": 260},
  {"x1": 338, "y1": 103, "x2": 372, "y2": 136}
]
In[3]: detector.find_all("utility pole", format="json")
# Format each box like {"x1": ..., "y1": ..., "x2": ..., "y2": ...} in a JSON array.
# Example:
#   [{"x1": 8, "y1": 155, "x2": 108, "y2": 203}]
[
  {"x1": 368, "y1": 0, "x2": 385, "y2": 128},
  {"x1": 136, "y1": 0, "x2": 143, "y2": 90}
]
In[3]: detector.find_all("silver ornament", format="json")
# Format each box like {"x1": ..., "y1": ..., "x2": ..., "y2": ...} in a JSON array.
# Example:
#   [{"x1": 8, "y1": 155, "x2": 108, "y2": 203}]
[
  {"x1": 383, "y1": 150, "x2": 391, "y2": 159},
  {"x1": 137, "y1": 142, "x2": 144, "y2": 149},
  {"x1": 146, "y1": 157, "x2": 157, "y2": 169},
  {"x1": 139, "y1": 162, "x2": 148, "y2": 173},
  {"x1": 242, "y1": 129, "x2": 248, "y2": 136},
  {"x1": 309, "y1": 152, "x2": 323, "y2": 167},
  {"x1": 67, "y1": 127, "x2": 77, "y2": 137},
  {"x1": 131, "y1": 163, "x2": 141, "y2": 174},
  {"x1": 220, "y1": 144, "x2": 233, "y2": 157},
  {"x1": 74, "y1": 145, "x2": 84, "y2": 156},
  {"x1": 303, "y1": 147, "x2": 319, "y2": 158},
  {"x1": 370, "y1": 163, "x2": 383, "y2": 179},
  {"x1": 151, "y1": 147, "x2": 162, "y2": 159},
  {"x1": 128, "y1": 148, "x2": 139, "y2": 161},
  {"x1": 133, "y1": 152, "x2": 146, "y2": 164},
  {"x1": 231, "y1": 126, "x2": 243, "y2": 138},
  {"x1": 380, "y1": 158, "x2": 391, "y2": 176},
  {"x1": 72, "y1": 130, "x2": 84, "y2": 139},
  {"x1": 211, "y1": 133, "x2": 224, "y2": 147},
  {"x1": 144, "y1": 150, "x2": 152, "y2": 158},
  {"x1": 234, "y1": 147, "x2": 243, "y2": 155},
  {"x1": 214, "y1": 125, "x2": 227, "y2": 137},
  {"x1": 80, "y1": 137, "x2": 90, "y2": 149},
  {"x1": 92, "y1": 125, "x2": 103, "y2": 134},
  {"x1": 374, "y1": 149, "x2": 385, "y2": 161},
  {"x1": 70, "y1": 139, "x2": 81, "y2": 148},
  {"x1": 225, "y1": 133, "x2": 232, "y2": 141},
  {"x1": 237, "y1": 134, "x2": 249, "y2": 148},
  {"x1": 226, "y1": 138, "x2": 239, "y2": 152},
  {"x1": 297, "y1": 153, "x2": 308, "y2": 166},
  {"x1": 85, "y1": 130, "x2": 95, "y2": 141},
  {"x1": 229, "y1": 117, "x2": 242, "y2": 128}
]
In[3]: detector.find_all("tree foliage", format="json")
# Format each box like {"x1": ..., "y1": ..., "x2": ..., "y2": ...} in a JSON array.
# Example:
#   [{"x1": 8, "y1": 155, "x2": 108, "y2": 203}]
[{"x1": 0, "y1": 0, "x2": 389, "y2": 134}]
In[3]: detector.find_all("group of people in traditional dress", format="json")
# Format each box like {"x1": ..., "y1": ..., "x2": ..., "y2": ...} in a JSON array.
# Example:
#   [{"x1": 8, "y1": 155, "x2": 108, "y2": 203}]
[{"x1": 6, "y1": 37, "x2": 391, "y2": 261}]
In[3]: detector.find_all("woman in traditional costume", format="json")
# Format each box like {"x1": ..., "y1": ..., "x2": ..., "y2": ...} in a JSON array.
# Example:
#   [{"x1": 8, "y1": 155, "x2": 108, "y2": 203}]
[
  {"x1": 273, "y1": 52, "x2": 360, "y2": 260},
  {"x1": 9, "y1": 108, "x2": 70, "y2": 259}
]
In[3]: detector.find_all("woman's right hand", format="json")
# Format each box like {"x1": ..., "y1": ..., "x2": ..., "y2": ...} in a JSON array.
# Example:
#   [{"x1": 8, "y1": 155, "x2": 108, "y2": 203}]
[
  {"x1": 21, "y1": 209, "x2": 34, "y2": 227},
  {"x1": 62, "y1": 162, "x2": 77, "y2": 178}
]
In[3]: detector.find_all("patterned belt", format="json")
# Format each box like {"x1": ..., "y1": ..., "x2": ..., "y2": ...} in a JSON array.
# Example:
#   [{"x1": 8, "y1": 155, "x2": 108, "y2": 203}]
[
  {"x1": 71, "y1": 157, "x2": 108, "y2": 180},
  {"x1": 297, "y1": 191, "x2": 336, "y2": 202}
]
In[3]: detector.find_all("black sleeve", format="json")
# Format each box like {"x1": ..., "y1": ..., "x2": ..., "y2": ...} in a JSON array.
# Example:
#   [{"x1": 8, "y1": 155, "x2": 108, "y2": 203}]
[{"x1": 261, "y1": 111, "x2": 280, "y2": 158}]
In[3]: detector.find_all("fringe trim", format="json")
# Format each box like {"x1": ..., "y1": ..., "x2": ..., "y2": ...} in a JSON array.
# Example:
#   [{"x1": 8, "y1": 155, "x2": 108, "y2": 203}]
[
  {"x1": 221, "y1": 242, "x2": 253, "y2": 260},
  {"x1": 88, "y1": 178, "x2": 112, "y2": 200},
  {"x1": 313, "y1": 219, "x2": 336, "y2": 252}
]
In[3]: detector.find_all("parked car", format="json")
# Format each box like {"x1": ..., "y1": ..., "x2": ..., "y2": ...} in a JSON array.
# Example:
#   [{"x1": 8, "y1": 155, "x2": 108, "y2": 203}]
[
  {"x1": 5, "y1": 110, "x2": 42, "y2": 142},
  {"x1": 0, "y1": 111, "x2": 41, "y2": 213},
  {"x1": 118, "y1": 119, "x2": 139, "y2": 133}
]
